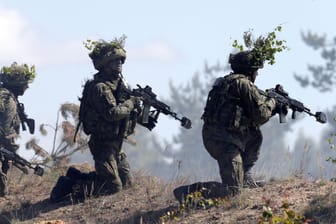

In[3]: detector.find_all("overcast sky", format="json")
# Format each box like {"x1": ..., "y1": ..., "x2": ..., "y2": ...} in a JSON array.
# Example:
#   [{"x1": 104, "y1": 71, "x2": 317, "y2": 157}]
[{"x1": 0, "y1": 0, "x2": 335, "y2": 156}]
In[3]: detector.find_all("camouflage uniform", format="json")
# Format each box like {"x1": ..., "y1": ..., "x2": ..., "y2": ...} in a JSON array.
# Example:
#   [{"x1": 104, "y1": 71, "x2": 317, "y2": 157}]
[
  {"x1": 0, "y1": 88, "x2": 20, "y2": 196},
  {"x1": 80, "y1": 40, "x2": 138, "y2": 195},
  {"x1": 85, "y1": 73, "x2": 136, "y2": 194},
  {"x1": 201, "y1": 51, "x2": 276, "y2": 194},
  {"x1": 0, "y1": 62, "x2": 35, "y2": 196}
]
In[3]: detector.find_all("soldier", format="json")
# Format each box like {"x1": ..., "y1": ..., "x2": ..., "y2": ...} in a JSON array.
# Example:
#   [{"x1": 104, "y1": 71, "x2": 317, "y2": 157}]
[
  {"x1": 50, "y1": 39, "x2": 142, "y2": 203},
  {"x1": 200, "y1": 50, "x2": 281, "y2": 195},
  {"x1": 82, "y1": 39, "x2": 143, "y2": 195},
  {"x1": 0, "y1": 62, "x2": 36, "y2": 197}
]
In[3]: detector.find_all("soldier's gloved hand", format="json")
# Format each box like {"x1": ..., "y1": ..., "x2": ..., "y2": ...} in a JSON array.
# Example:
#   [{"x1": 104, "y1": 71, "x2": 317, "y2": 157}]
[
  {"x1": 2, "y1": 137, "x2": 19, "y2": 152},
  {"x1": 131, "y1": 96, "x2": 142, "y2": 112},
  {"x1": 130, "y1": 96, "x2": 141, "y2": 105},
  {"x1": 274, "y1": 101, "x2": 289, "y2": 116},
  {"x1": 141, "y1": 116, "x2": 157, "y2": 131},
  {"x1": 124, "y1": 96, "x2": 141, "y2": 109},
  {"x1": 267, "y1": 98, "x2": 277, "y2": 116}
]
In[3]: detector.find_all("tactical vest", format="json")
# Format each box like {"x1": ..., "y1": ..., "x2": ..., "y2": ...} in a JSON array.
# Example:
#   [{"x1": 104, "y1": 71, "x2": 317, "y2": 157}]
[
  {"x1": 202, "y1": 74, "x2": 249, "y2": 129},
  {"x1": 0, "y1": 87, "x2": 20, "y2": 139},
  {"x1": 77, "y1": 77, "x2": 136, "y2": 139},
  {"x1": 77, "y1": 79, "x2": 96, "y2": 135}
]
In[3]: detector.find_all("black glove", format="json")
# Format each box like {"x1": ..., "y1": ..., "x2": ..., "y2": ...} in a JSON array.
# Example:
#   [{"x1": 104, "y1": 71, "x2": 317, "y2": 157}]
[
  {"x1": 140, "y1": 115, "x2": 157, "y2": 131},
  {"x1": 274, "y1": 102, "x2": 289, "y2": 116}
]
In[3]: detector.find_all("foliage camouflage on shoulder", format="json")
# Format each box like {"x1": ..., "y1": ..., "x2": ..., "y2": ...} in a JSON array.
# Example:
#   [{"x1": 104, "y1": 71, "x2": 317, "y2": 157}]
[
  {"x1": 0, "y1": 62, "x2": 36, "y2": 85},
  {"x1": 232, "y1": 26, "x2": 289, "y2": 66}
]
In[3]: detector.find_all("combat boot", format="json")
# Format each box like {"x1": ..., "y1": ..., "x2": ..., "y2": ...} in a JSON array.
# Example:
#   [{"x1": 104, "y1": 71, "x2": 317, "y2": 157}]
[
  {"x1": 120, "y1": 173, "x2": 133, "y2": 189},
  {"x1": 173, "y1": 181, "x2": 232, "y2": 204},
  {"x1": 50, "y1": 176, "x2": 76, "y2": 203},
  {"x1": 173, "y1": 182, "x2": 204, "y2": 204},
  {"x1": 66, "y1": 166, "x2": 83, "y2": 179},
  {"x1": 243, "y1": 172, "x2": 265, "y2": 188},
  {"x1": 66, "y1": 166, "x2": 96, "y2": 181}
]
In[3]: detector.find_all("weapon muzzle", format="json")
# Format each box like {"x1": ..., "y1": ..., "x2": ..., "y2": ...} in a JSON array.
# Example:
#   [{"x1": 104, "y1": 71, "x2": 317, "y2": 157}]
[
  {"x1": 315, "y1": 112, "x2": 327, "y2": 124},
  {"x1": 181, "y1": 117, "x2": 192, "y2": 129},
  {"x1": 34, "y1": 165, "x2": 44, "y2": 176}
]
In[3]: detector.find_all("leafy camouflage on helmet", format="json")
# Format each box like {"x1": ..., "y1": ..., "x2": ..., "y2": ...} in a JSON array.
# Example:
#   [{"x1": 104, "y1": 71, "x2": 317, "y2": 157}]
[
  {"x1": 231, "y1": 26, "x2": 289, "y2": 69},
  {"x1": 84, "y1": 36, "x2": 127, "y2": 71},
  {"x1": 0, "y1": 62, "x2": 36, "y2": 86}
]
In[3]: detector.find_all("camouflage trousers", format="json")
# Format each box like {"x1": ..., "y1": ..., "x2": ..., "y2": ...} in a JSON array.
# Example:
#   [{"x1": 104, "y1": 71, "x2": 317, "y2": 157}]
[
  {"x1": 88, "y1": 135, "x2": 132, "y2": 195},
  {"x1": 0, "y1": 159, "x2": 10, "y2": 197},
  {"x1": 202, "y1": 125, "x2": 262, "y2": 192}
]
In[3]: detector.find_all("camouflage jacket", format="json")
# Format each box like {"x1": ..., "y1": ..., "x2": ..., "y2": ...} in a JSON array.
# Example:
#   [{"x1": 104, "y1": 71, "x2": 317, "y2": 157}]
[
  {"x1": 0, "y1": 87, "x2": 20, "y2": 151},
  {"x1": 202, "y1": 73, "x2": 276, "y2": 130},
  {"x1": 81, "y1": 73, "x2": 136, "y2": 139}
]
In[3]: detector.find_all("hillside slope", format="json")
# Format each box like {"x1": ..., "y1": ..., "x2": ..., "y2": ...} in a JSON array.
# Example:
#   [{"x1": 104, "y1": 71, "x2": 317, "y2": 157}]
[{"x1": 0, "y1": 168, "x2": 336, "y2": 224}]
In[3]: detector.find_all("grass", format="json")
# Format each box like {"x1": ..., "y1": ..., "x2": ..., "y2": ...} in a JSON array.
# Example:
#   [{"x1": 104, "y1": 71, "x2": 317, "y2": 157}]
[{"x1": 1, "y1": 160, "x2": 336, "y2": 223}]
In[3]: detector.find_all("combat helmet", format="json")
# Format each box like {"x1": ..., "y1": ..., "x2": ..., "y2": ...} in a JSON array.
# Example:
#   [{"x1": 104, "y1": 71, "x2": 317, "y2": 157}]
[
  {"x1": 87, "y1": 39, "x2": 127, "y2": 71},
  {"x1": 229, "y1": 50, "x2": 264, "y2": 73},
  {"x1": 0, "y1": 62, "x2": 36, "y2": 87}
]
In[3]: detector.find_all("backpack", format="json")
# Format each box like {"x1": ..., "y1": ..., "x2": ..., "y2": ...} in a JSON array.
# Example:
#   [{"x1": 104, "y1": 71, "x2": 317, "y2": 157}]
[
  {"x1": 201, "y1": 77, "x2": 227, "y2": 123},
  {"x1": 202, "y1": 74, "x2": 243, "y2": 126},
  {"x1": 74, "y1": 80, "x2": 96, "y2": 140}
]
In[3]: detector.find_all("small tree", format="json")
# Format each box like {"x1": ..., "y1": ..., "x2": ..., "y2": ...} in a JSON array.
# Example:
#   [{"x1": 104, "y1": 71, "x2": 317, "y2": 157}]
[
  {"x1": 294, "y1": 31, "x2": 336, "y2": 178},
  {"x1": 294, "y1": 31, "x2": 336, "y2": 92},
  {"x1": 25, "y1": 103, "x2": 89, "y2": 168}
]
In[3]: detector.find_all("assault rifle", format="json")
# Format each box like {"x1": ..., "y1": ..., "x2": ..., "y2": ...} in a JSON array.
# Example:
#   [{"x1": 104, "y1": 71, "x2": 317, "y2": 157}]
[
  {"x1": 259, "y1": 84, "x2": 327, "y2": 124},
  {"x1": 120, "y1": 84, "x2": 192, "y2": 130},
  {"x1": 17, "y1": 102, "x2": 35, "y2": 134},
  {"x1": 0, "y1": 147, "x2": 44, "y2": 176}
]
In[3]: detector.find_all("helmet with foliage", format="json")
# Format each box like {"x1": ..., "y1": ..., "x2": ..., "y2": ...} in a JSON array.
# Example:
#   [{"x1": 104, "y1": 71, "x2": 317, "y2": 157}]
[
  {"x1": 0, "y1": 62, "x2": 36, "y2": 87},
  {"x1": 85, "y1": 38, "x2": 127, "y2": 71},
  {"x1": 230, "y1": 26, "x2": 289, "y2": 73},
  {"x1": 229, "y1": 50, "x2": 264, "y2": 72}
]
